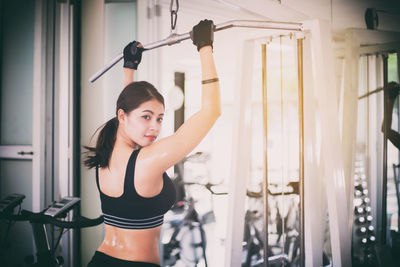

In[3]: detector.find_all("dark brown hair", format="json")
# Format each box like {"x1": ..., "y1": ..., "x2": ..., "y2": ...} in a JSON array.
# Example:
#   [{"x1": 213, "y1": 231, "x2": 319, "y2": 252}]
[{"x1": 84, "y1": 81, "x2": 164, "y2": 169}]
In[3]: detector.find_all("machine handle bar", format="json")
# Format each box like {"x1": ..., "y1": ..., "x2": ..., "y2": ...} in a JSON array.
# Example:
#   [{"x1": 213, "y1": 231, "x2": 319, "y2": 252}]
[
  {"x1": 183, "y1": 181, "x2": 228, "y2": 195},
  {"x1": 89, "y1": 20, "x2": 303, "y2": 83},
  {"x1": 0, "y1": 210, "x2": 103, "y2": 229}
]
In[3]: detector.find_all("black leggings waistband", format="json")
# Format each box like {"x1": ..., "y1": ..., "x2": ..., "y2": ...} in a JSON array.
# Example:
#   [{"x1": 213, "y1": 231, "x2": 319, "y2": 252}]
[{"x1": 87, "y1": 251, "x2": 161, "y2": 267}]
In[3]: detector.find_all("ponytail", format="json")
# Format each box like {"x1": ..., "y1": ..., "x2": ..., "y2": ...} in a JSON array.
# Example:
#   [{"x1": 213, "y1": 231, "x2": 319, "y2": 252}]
[{"x1": 83, "y1": 117, "x2": 119, "y2": 169}]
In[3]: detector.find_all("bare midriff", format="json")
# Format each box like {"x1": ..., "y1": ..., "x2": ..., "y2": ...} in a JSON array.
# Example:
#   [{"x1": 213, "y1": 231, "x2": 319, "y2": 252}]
[{"x1": 97, "y1": 224, "x2": 162, "y2": 264}]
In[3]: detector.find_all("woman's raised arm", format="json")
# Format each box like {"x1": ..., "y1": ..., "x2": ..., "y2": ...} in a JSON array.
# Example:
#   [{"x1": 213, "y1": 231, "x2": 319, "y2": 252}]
[
  {"x1": 139, "y1": 20, "x2": 221, "y2": 175},
  {"x1": 123, "y1": 68, "x2": 135, "y2": 87}
]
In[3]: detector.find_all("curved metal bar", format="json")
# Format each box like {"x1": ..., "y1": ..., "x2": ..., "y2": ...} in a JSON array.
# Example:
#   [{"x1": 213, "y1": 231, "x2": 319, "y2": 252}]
[
  {"x1": 217, "y1": 20, "x2": 303, "y2": 31},
  {"x1": 89, "y1": 20, "x2": 303, "y2": 83},
  {"x1": 0, "y1": 211, "x2": 104, "y2": 228}
]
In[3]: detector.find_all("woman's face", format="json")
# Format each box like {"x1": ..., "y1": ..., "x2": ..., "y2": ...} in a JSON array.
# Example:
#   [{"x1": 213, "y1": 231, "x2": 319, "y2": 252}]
[{"x1": 119, "y1": 99, "x2": 164, "y2": 147}]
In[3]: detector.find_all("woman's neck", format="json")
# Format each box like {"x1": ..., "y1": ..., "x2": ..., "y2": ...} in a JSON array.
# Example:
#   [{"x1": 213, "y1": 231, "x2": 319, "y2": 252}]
[{"x1": 115, "y1": 128, "x2": 139, "y2": 150}]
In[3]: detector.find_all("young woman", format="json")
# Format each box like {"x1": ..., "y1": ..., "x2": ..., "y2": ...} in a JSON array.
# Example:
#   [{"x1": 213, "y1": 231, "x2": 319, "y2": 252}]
[{"x1": 85, "y1": 20, "x2": 220, "y2": 267}]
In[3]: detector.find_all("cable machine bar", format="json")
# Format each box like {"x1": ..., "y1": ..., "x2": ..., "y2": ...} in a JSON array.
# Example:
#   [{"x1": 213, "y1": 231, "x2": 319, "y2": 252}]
[
  {"x1": 89, "y1": 20, "x2": 303, "y2": 82},
  {"x1": 297, "y1": 37, "x2": 305, "y2": 267},
  {"x1": 261, "y1": 43, "x2": 268, "y2": 267}
]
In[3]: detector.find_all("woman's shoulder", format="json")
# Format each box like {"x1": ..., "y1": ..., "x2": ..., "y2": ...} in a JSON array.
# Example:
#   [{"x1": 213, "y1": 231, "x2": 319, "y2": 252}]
[
  {"x1": 102, "y1": 147, "x2": 136, "y2": 171},
  {"x1": 135, "y1": 140, "x2": 177, "y2": 172}
]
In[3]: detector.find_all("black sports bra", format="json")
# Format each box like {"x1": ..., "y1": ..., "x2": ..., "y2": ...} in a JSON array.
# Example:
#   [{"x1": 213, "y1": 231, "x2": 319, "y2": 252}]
[{"x1": 95, "y1": 149, "x2": 176, "y2": 229}]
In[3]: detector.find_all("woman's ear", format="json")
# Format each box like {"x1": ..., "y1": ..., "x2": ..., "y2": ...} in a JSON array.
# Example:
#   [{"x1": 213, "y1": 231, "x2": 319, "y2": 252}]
[{"x1": 117, "y1": 109, "x2": 126, "y2": 123}]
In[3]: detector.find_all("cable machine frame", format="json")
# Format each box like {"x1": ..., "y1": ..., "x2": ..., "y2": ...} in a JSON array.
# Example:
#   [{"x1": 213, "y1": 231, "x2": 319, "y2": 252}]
[
  {"x1": 261, "y1": 35, "x2": 305, "y2": 267},
  {"x1": 355, "y1": 49, "x2": 400, "y2": 246}
]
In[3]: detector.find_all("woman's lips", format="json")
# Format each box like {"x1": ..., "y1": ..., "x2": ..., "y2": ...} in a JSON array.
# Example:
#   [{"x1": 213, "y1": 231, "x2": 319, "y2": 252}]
[{"x1": 145, "y1": 135, "x2": 156, "y2": 141}]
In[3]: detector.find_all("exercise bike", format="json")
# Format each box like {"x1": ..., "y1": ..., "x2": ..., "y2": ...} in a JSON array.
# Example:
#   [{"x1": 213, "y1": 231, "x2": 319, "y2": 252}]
[
  {"x1": 242, "y1": 182, "x2": 301, "y2": 267},
  {"x1": 162, "y1": 152, "x2": 227, "y2": 267},
  {"x1": 0, "y1": 193, "x2": 103, "y2": 267}
]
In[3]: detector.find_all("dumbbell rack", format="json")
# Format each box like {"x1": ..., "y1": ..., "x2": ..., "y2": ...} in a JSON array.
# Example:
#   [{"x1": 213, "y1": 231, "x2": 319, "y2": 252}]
[{"x1": 352, "y1": 158, "x2": 379, "y2": 266}]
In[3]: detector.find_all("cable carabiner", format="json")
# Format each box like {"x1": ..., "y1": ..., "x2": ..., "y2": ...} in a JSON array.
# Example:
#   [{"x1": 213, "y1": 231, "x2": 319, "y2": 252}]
[
  {"x1": 171, "y1": 10, "x2": 178, "y2": 31},
  {"x1": 170, "y1": 0, "x2": 179, "y2": 32}
]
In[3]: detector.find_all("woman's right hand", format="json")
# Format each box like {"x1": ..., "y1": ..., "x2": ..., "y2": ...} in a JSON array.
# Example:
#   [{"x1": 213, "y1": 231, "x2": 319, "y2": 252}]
[
  {"x1": 123, "y1": 41, "x2": 144, "y2": 70},
  {"x1": 190, "y1": 20, "x2": 214, "y2": 51}
]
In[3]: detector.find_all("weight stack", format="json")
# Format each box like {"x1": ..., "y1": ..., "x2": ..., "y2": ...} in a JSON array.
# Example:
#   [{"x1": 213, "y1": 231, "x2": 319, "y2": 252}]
[{"x1": 352, "y1": 158, "x2": 379, "y2": 267}]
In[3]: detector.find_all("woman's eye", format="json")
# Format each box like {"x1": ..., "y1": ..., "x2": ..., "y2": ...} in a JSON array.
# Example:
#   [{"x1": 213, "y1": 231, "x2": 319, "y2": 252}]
[
  {"x1": 143, "y1": 115, "x2": 150, "y2": 120},
  {"x1": 157, "y1": 117, "x2": 163, "y2": 123}
]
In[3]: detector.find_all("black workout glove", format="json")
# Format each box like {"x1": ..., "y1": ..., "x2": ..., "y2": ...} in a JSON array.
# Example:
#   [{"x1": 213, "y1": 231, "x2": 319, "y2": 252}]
[
  {"x1": 123, "y1": 41, "x2": 144, "y2": 70},
  {"x1": 190, "y1": 19, "x2": 214, "y2": 52}
]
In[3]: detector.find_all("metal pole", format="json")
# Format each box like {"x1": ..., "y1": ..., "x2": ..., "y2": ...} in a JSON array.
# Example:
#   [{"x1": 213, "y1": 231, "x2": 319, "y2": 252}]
[
  {"x1": 297, "y1": 37, "x2": 305, "y2": 267},
  {"x1": 261, "y1": 43, "x2": 268, "y2": 267},
  {"x1": 382, "y1": 54, "x2": 388, "y2": 244},
  {"x1": 89, "y1": 20, "x2": 303, "y2": 82},
  {"x1": 397, "y1": 52, "x2": 400, "y2": 232}
]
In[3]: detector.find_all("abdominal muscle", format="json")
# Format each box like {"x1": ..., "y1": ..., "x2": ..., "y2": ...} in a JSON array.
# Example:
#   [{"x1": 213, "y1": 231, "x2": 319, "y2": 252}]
[{"x1": 97, "y1": 224, "x2": 162, "y2": 264}]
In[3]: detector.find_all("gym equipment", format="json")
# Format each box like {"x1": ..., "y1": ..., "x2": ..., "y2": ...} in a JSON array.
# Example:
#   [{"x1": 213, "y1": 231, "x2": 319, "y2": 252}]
[
  {"x1": 0, "y1": 193, "x2": 25, "y2": 213},
  {"x1": 261, "y1": 36, "x2": 305, "y2": 267},
  {"x1": 162, "y1": 152, "x2": 227, "y2": 267},
  {"x1": 0, "y1": 194, "x2": 103, "y2": 267},
  {"x1": 89, "y1": 20, "x2": 303, "y2": 82},
  {"x1": 352, "y1": 165, "x2": 379, "y2": 267},
  {"x1": 43, "y1": 197, "x2": 80, "y2": 217}
]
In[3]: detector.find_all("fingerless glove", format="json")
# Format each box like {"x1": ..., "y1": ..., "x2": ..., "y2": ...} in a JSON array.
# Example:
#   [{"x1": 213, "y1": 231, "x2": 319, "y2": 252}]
[
  {"x1": 123, "y1": 41, "x2": 144, "y2": 70},
  {"x1": 190, "y1": 20, "x2": 214, "y2": 51}
]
